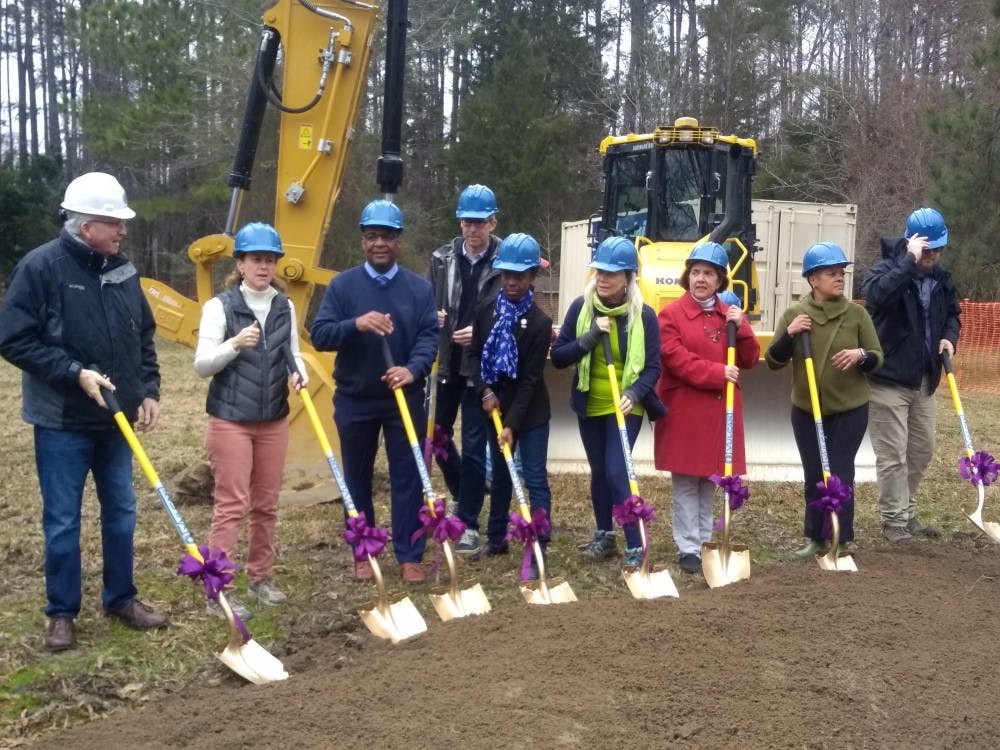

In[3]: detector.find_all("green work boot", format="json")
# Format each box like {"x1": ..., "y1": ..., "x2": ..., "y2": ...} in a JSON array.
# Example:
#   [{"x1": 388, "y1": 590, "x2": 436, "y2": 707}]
[{"x1": 794, "y1": 540, "x2": 829, "y2": 559}]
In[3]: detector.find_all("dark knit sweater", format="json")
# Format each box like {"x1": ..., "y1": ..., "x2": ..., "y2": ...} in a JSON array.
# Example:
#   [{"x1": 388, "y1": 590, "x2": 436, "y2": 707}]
[{"x1": 310, "y1": 265, "x2": 439, "y2": 398}]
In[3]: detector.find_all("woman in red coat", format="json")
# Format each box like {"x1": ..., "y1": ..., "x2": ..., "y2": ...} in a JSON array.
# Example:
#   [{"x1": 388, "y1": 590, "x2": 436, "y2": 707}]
[{"x1": 654, "y1": 242, "x2": 759, "y2": 574}]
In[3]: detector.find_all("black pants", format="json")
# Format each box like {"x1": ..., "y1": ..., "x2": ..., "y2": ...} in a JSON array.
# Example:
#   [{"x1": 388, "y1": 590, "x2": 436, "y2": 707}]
[{"x1": 790, "y1": 403, "x2": 868, "y2": 543}]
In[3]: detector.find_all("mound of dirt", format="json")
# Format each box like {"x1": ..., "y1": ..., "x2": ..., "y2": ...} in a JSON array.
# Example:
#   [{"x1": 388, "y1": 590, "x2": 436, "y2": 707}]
[{"x1": 26, "y1": 545, "x2": 1000, "y2": 750}]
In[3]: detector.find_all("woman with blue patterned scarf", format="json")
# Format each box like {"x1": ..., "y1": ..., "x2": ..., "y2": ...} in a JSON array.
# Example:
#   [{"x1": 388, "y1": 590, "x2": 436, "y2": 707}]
[
  {"x1": 467, "y1": 234, "x2": 553, "y2": 577},
  {"x1": 551, "y1": 236, "x2": 667, "y2": 567}
]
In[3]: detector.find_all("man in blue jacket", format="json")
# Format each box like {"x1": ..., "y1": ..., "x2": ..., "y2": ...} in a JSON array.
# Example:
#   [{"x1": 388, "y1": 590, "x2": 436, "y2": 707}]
[
  {"x1": 311, "y1": 200, "x2": 439, "y2": 583},
  {"x1": 0, "y1": 172, "x2": 167, "y2": 651},
  {"x1": 863, "y1": 207, "x2": 961, "y2": 543}
]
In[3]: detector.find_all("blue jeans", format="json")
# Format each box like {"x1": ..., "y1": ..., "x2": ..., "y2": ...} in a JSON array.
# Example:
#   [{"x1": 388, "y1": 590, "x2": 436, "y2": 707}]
[
  {"x1": 435, "y1": 379, "x2": 489, "y2": 506},
  {"x1": 485, "y1": 422, "x2": 551, "y2": 545},
  {"x1": 35, "y1": 426, "x2": 138, "y2": 617}
]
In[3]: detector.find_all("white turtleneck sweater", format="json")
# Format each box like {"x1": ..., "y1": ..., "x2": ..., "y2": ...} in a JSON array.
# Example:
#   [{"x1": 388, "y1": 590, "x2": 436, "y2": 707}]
[{"x1": 194, "y1": 282, "x2": 305, "y2": 380}]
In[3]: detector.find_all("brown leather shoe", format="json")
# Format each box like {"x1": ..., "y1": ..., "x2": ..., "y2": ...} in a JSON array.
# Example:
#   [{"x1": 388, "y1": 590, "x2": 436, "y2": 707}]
[
  {"x1": 106, "y1": 598, "x2": 168, "y2": 630},
  {"x1": 400, "y1": 562, "x2": 425, "y2": 583},
  {"x1": 354, "y1": 559, "x2": 374, "y2": 580},
  {"x1": 45, "y1": 616, "x2": 76, "y2": 651}
]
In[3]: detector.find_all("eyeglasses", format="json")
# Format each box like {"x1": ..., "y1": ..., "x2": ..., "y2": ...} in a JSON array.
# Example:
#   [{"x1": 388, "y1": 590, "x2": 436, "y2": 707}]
[
  {"x1": 362, "y1": 230, "x2": 400, "y2": 243},
  {"x1": 87, "y1": 218, "x2": 127, "y2": 229},
  {"x1": 460, "y1": 218, "x2": 493, "y2": 227}
]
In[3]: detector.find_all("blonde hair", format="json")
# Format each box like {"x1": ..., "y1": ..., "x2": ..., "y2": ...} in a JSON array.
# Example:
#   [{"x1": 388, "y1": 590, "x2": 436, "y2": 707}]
[{"x1": 582, "y1": 271, "x2": 644, "y2": 330}]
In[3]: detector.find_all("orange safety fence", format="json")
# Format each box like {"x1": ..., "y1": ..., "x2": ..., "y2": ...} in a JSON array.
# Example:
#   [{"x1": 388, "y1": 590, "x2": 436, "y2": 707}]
[{"x1": 953, "y1": 301, "x2": 1000, "y2": 394}]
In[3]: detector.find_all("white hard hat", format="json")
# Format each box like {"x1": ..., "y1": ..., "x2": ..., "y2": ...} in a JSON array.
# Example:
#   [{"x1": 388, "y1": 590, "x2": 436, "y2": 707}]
[{"x1": 61, "y1": 172, "x2": 136, "y2": 219}]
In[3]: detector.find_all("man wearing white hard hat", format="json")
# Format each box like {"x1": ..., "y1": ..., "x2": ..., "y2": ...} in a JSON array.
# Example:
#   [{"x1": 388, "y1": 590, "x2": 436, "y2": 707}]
[{"x1": 0, "y1": 172, "x2": 167, "y2": 652}]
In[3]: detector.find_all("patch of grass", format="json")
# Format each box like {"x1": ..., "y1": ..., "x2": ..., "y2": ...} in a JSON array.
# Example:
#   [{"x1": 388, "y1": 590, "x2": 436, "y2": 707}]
[{"x1": 1, "y1": 340, "x2": 999, "y2": 744}]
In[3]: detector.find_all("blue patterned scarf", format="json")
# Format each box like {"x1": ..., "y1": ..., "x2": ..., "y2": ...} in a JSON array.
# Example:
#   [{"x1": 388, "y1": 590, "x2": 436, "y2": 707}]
[{"x1": 481, "y1": 289, "x2": 535, "y2": 385}]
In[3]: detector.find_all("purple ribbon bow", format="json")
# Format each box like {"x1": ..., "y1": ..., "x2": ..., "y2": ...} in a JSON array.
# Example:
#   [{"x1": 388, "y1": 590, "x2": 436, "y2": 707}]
[
  {"x1": 506, "y1": 508, "x2": 552, "y2": 581},
  {"x1": 808, "y1": 475, "x2": 854, "y2": 540},
  {"x1": 506, "y1": 507, "x2": 552, "y2": 546},
  {"x1": 177, "y1": 545, "x2": 237, "y2": 601},
  {"x1": 611, "y1": 494, "x2": 656, "y2": 528},
  {"x1": 411, "y1": 497, "x2": 466, "y2": 544},
  {"x1": 959, "y1": 450, "x2": 1000, "y2": 487},
  {"x1": 424, "y1": 425, "x2": 450, "y2": 463},
  {"x1": 177, "y1": 547, "x2": 250, "y2": 642},
  {"x1": 344, "y1": 514, "x2": 389, "y2": 561},
  {"x1": 710, "y1": 474, "x2": 750, "y2": 531}
]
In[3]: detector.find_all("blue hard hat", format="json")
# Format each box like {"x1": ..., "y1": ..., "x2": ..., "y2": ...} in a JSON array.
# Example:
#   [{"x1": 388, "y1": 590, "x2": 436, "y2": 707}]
[
  {"x1": 905, "y1": 207, "x2": 948, "y2": 249},
  {"x1": 493, "y1": 233, "x2": 541, "y2": 272},
  {"x1": 717, "y1": 290, "x2": 741, "y2": 307},
  {"x1": 686, "y1": 241, "x2": 729, "y2": 272},
  {"x1": 801, "y1": 242, "x2": 851, "y2": 276},
  {"x1": 456, "y1": 184, "x2": 499, "y2": 219},
  {"x1": 234, "y1": 222, "x2": 283, "y2": 257},
  {"x1": 589, "y1": 236, "x2": 638, "y2": 272},
  {"x1": 359, "y1": 199, "x2": 404, "y2": 230}
]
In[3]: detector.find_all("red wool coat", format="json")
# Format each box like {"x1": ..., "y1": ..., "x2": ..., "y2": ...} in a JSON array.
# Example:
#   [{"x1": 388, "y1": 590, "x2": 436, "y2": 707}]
[{"x1": 653, "y1": 292, "x2": 760, "y2": 477}]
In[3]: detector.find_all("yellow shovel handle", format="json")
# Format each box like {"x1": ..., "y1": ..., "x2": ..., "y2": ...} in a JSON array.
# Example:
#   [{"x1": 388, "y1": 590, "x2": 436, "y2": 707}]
[
  {"x1": 724, "y1": 321, "x2": 737, "y2": 477},
  {"x1": 102, "y1": 388, "x2": 203, "y2": 564},
  {"x1": 942, "y1": 351, "x2": 976, "y2": 458},
  {"x1": 380, "y1": 337, "x2": 439, "y2": 510},
  {"x1": 490, "y1": 408, "x2": 531, "y2": 522},
  {"x1": 601, "y1": 333, "x2": 641, "y2": 497},
  {"x1": 799, "y1": 331, "x2": 831, "y2": 485}
]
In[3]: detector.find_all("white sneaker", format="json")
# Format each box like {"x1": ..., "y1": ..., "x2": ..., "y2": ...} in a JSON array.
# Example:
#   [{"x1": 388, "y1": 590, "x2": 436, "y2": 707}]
[{"x1": 455, "y1": 528, "x2": 479, "y2": 553}]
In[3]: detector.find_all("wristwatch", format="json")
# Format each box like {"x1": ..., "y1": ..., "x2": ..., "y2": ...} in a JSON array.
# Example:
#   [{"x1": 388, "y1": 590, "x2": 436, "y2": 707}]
[{"x1": 856, "y1": 348, "x2": 866, "y2": 365}]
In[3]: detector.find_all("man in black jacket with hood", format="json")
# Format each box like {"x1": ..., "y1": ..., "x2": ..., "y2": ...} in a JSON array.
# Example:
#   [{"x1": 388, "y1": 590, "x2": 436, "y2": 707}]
[{"x1": 862, "y1": 207, "x2": 961, "y2": 543}]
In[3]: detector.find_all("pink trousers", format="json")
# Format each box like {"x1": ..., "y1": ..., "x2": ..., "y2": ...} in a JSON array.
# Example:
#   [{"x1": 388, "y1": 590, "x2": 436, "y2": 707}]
[{"x1": 206, "y1": 416, "x2": 289, "y2": 583}]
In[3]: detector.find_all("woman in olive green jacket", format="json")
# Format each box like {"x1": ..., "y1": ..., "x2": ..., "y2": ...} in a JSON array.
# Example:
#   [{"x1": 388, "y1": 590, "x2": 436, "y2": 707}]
[{"x1": 766, "y1": 243, "x2": 883, "y2": 557}]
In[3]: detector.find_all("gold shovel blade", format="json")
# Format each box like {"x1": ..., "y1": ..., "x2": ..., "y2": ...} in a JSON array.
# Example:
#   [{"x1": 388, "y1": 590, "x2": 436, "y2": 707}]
[
  {"x1": 962, "y1": 485, "x2": 1000, "y2": 544},
  {"x1": 701, "y1": 542, "x2": 751, "y2": 589},
  {"x1": 520, "y1": 577, "x2": 578, "y2": 605},
  {"x1": 358, "y1": 556, "x2": 427, "y2": 643},
  {"x1": 816, "y1": 549, "x2": 858, "y2": 572},
  {"x1": 429, "y1": 581, "x2": 492, "y2": 621},
  {"x1": 215, "y1": 592, "x2": 289, "y2": 684},
  {"x1": 359, "y1": 594, "x2": 427, "y2": 643},
  {"x1": 623, "y1": 564, "x2": 679, "y2": 599}
]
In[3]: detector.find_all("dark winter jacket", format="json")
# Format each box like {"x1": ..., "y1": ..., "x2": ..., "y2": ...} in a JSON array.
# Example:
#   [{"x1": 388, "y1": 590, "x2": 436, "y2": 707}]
[
  {"x1": 0, "y1": 230, "x2": 160, "y2": 429},
  {"x1": 206, "y1": 286, "x2": 292, "y2": 422},
  {"x1": 427, "y1": 235, "x2": 502, "y2": 382},
  {"x1": 862, "y1": 237, "x2": 961, "y2": 392},
  {"x1": 469, "y1": 294, "x2": 552, "y2": 434}
]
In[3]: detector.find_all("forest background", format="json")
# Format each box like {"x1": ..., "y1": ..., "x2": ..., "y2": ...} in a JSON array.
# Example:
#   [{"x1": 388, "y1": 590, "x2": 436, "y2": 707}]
[{"x1": 1, "y1": 0, "x2": 999, "y2": 298}]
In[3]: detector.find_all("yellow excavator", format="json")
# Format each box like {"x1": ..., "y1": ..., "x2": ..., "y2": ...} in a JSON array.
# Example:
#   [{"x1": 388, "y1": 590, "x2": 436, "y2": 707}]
[{"x1": 141, "y1": 0, "x2": 406, "y2": 490}]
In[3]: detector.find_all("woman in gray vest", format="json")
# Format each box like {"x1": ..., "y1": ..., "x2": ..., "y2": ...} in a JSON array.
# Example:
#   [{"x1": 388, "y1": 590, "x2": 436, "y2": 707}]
[{"x1": 194, "y1": 222, "x2": 306, "y2": 620}]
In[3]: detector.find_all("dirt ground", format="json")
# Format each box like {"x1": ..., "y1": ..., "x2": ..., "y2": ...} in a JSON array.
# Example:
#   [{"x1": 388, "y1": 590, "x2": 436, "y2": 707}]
[{"x1": 22, "y1": 543, "x2": 1000, "y2": 750}]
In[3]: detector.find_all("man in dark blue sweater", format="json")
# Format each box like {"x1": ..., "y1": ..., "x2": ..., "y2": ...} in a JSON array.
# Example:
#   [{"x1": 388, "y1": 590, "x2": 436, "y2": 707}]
[{"x1": 311, "y1": 200, "x2": 439, "y2": 583}]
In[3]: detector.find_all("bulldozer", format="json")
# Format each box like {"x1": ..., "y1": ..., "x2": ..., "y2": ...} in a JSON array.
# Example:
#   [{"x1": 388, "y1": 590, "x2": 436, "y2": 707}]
[{"x1": 547, "y1": 117, "x2": 874, "y2": 480}]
